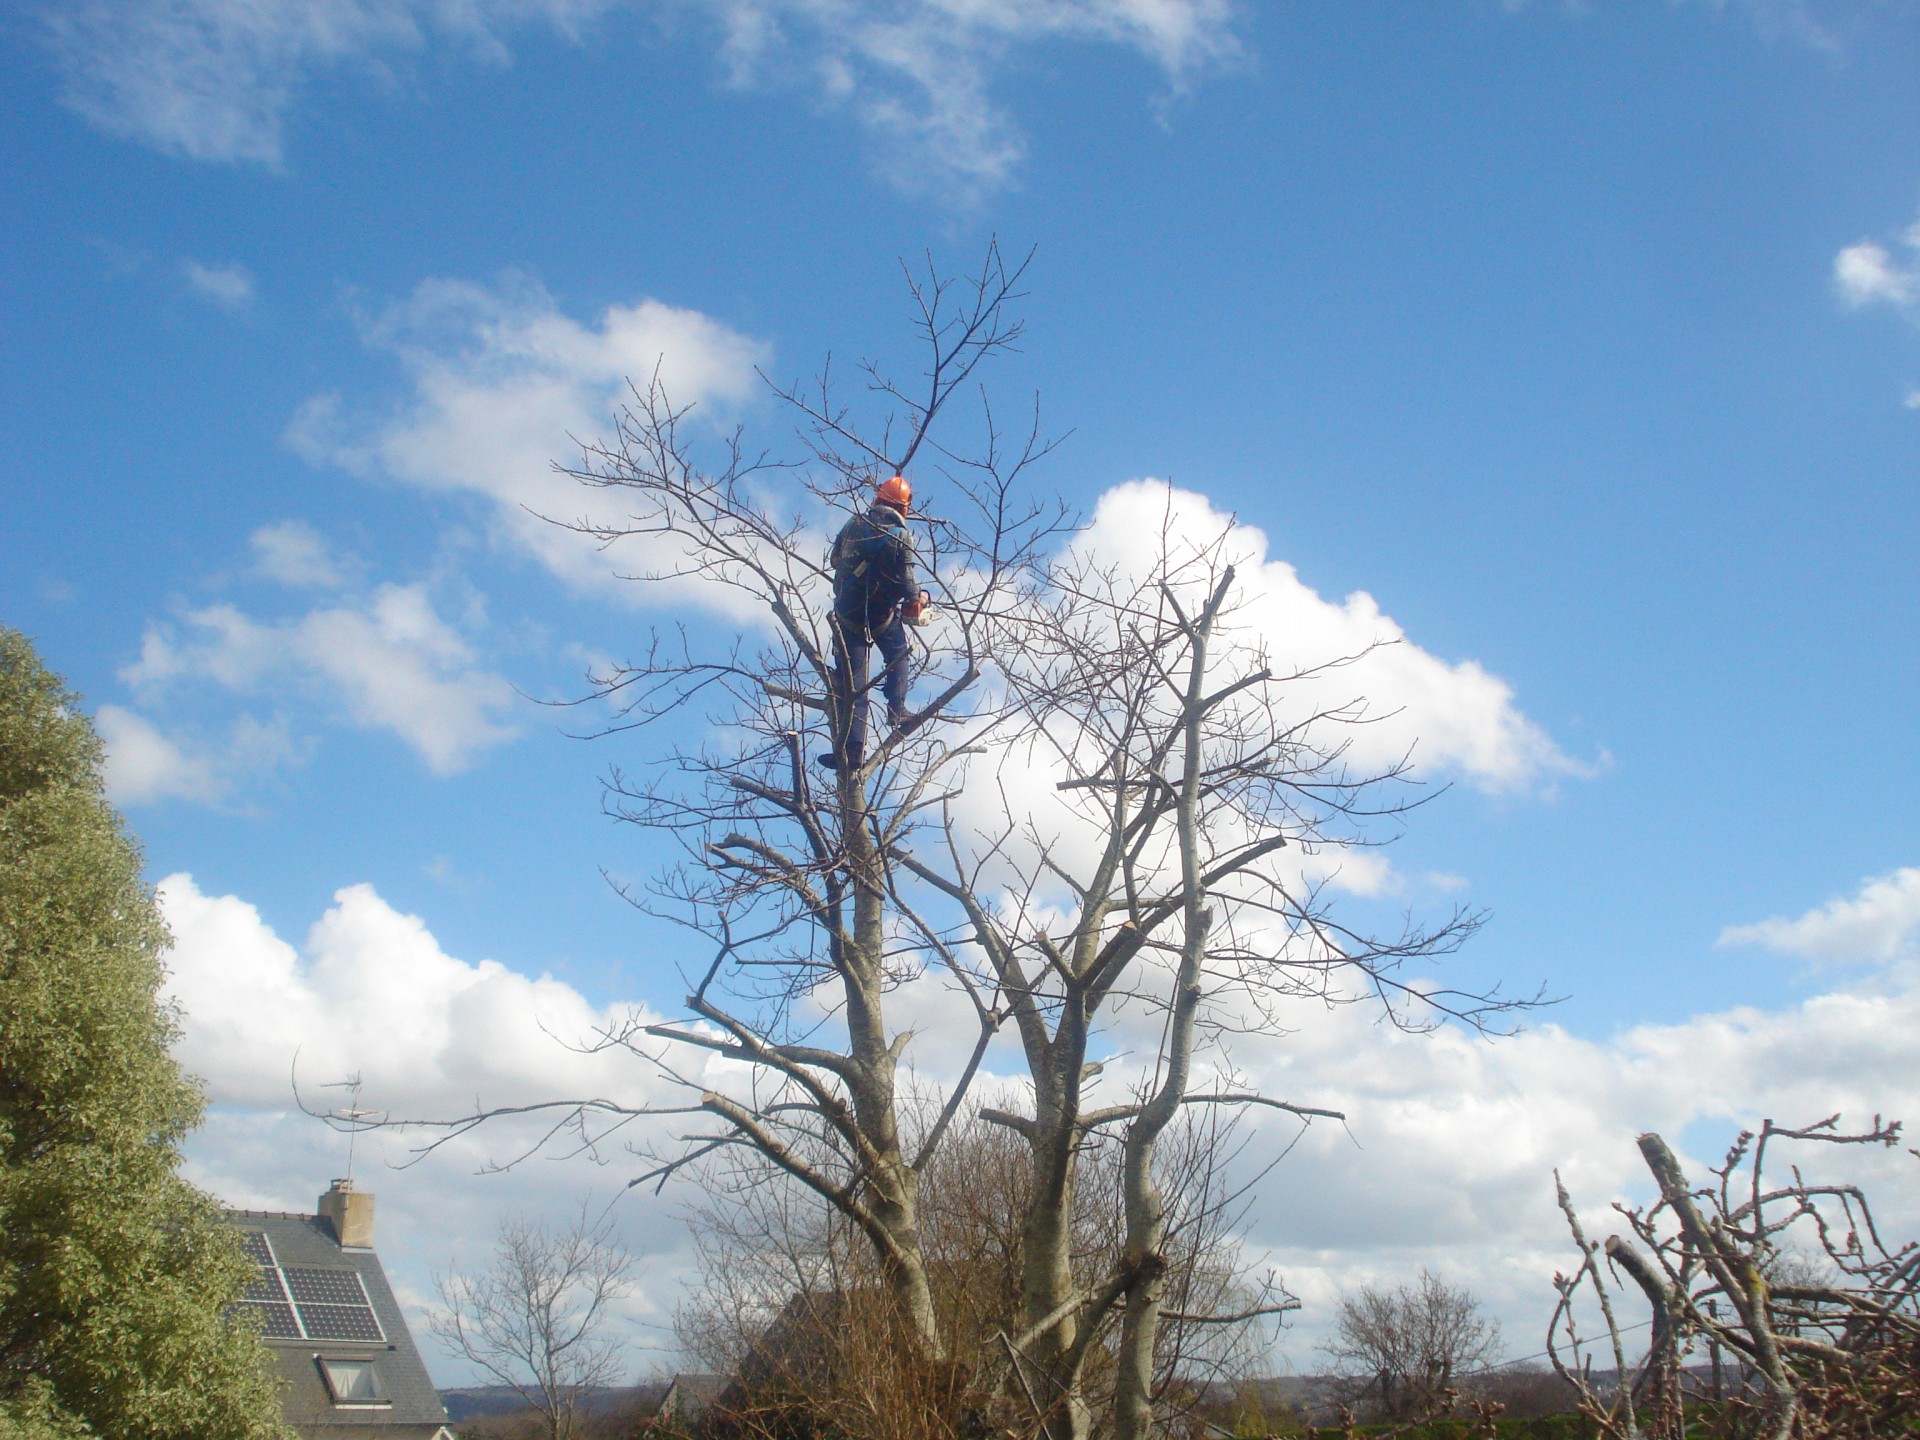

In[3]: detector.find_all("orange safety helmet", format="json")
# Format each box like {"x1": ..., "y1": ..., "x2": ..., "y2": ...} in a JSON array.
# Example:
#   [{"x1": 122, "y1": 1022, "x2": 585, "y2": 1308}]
[{"x1": 875, "y1": 475, "x2": 912, "y2": 512}]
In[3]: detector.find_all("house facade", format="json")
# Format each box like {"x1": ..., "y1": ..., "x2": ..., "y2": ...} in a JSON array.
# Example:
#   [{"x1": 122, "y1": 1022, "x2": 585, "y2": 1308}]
[{"x1": 227, "y1": 1181, "x2": 454, "y2": 1440}]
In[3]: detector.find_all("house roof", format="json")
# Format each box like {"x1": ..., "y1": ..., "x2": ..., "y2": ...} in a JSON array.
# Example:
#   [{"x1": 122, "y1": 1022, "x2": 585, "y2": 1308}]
[
  {"x1": 665, "y1": 1373, "x2": 727, "y2": 1401},
  {"x1": 225, "y1": 1208, "x2": 450, "y2": 1433},
  {"x1": 659, "y1": 1373, "x2": 728, "y2": 1419}
]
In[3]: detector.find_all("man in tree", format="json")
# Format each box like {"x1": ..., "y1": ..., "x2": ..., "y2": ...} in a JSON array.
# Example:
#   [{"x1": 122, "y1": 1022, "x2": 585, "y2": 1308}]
[
  {"x1": 820, "y1": 473, "x2": 925, "y2": 770},
  {"x1": 0, "y1": 627, "x2": 290, "y2": 1440}
]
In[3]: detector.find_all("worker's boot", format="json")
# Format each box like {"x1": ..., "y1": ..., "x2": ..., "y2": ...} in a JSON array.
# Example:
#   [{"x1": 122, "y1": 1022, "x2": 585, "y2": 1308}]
[{"x1": 816, "y1": 745, "x2": 863, "y2": 772}]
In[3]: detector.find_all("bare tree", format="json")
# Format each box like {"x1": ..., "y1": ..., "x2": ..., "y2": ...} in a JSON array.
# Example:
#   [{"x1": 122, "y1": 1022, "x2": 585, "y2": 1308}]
[
  {"x1": 383, "y1": 243, "x2": 1064, "y2": 1368},
  {"x1": 899, "y1": 513, "x2": 1523, "y2": 1440},
  {"x1": 433, "y1": 1206, "x2": 635, "y2": 1440},
  {"x1": 1550, "y1": 1115, "x2": 1920, "y2": 1440},
  {"x1": 370, "y1": 249, "x2": 1528, "y2": 1440},
  {"x1": 579, "y1": 242, "x2": 1077, "y2": 1368},
  {"x1": 1322, "y1": 1269, "x2": 1503, "y2": 1420}
]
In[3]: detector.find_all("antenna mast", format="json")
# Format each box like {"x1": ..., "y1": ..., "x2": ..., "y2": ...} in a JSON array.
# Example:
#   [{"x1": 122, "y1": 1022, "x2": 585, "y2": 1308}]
[{"x1": 322, "y1": 1072, "x2": 378, "y2": 1187}]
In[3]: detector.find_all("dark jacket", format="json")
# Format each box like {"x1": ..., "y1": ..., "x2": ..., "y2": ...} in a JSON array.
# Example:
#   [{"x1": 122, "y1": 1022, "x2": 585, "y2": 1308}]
[{"x1": 831, "y1": 503, "x2": 918, "y2": 624}]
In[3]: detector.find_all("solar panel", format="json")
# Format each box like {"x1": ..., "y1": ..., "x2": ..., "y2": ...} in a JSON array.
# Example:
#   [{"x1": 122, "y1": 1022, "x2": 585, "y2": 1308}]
[
  {"x1": 238, "y1": 1300, "x2": 302, "y2": 1339},
  {"x1": 296, "y1": 1303, "x2": 384, "y2": 1341},
  {"x1": 227, "y1": 1244, "x2": 385, "y2": 1345},
  {"x1": 283, "y1": 1268, "x2": 369, "y2": 1305}
]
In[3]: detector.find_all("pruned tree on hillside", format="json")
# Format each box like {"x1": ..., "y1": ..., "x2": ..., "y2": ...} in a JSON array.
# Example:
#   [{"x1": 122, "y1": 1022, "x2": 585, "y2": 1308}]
[{"x1": 1322, "y1": 1269, "x2": 1503, "y2": 1420}]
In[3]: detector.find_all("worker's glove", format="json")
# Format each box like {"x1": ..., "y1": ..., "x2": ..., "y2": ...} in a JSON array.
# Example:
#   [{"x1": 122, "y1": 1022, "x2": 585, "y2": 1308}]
[{"x1": 903, "y1": 590, "x2": 931, "y2": 626}]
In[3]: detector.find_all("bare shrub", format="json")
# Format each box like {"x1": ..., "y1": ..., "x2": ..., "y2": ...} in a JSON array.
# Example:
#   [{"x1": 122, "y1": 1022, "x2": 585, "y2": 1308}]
[
  {"x1": 674, "y1": 1101, "x2": 1289, "y2": 1440},
  {"x1": 1551, "y1": 1115, "x2": 1920, "y2": 1440}
]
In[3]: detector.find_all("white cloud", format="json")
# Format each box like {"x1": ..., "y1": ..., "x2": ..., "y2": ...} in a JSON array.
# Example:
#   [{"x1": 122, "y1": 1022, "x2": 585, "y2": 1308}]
[
  {"x1": 250, "y1": 518, "x2": 348, "y2": 588},
  {"x1": 1719, "y1": 867, "x2": 1920, "y2": 969},
  {"x1": 158, "y1": 873, "x2": 690, "y2": 1377},
  {"x1": 1834, "y1": 219, "x2": 1920, "y2": 407},
  {"x1": 125, "y1": 583, "x2": 518, "y2": 775},
  {"x1": 160, "y1": 872, "x2": 670, "y2": 1111},
  {"x1": 159, "y1": 869, "x2": 1920, "y2": 1372},
  {"x1": 300, "y1": 590, "x2": 519, "y2": 772},
  {"x1": 1076, "y1": 481, "x2": 1577, "y2": 794},
  {"x1": 1835, "y1": 219, "x2": 1920, "y2": 310},
  {"x1": 96, "y1": 705, "x2": 299, "y2": 807},
  {"x1": 1835, "y1": 240, "x2": 1919, "y2": 309},
  {"x1": 290, "y1": 274, "x2": 771, "y2": 605},
  {"x1": 181, "y1": 258, "x2": 257, "y2": 312},
  {"x1": 705, "y1": 0, "x2": 1242, "y2": 199},
  {"x1": 1240, "y1": 964, "x2": 1920, "y2": 1359},
  {"x1": 97, "y1": 704, "x2": 224, "y2": 805},
  {"x1": 44, "y1": 0, "x2": 441, "y2": 166},
  {"x1": 41, "y1": 0, "x2": 1241, "y2": 196}
]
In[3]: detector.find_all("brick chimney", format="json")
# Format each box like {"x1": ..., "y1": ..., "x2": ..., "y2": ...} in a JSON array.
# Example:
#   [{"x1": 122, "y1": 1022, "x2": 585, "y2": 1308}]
[{"x1": 318, "y1": 1178, "x2": 375, "y2": 1248}]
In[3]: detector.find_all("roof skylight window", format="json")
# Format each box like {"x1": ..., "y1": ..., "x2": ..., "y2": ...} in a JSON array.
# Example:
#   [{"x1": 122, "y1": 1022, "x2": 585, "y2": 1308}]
[{"x1": 317, "y1": 1356, "x2": 389, "y2": 1405}]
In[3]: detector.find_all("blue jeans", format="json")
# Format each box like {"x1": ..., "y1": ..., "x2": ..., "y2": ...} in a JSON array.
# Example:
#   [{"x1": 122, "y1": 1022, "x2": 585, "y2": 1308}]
[{"x1": 833, "y1": 609, "x2": 911, "y2": 759}]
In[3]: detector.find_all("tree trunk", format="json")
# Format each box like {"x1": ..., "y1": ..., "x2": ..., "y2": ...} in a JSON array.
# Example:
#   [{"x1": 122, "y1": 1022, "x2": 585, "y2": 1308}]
[
  {"x1": 1112, "y1": 575, "x2": 1228, "y2": 1440},
  {"x1": 842, "y1": 753, "x2": 944, "y2": 1358},
  {"x1": 1020, "y1": 1038, "x2": 1093, "y2": 1440}
]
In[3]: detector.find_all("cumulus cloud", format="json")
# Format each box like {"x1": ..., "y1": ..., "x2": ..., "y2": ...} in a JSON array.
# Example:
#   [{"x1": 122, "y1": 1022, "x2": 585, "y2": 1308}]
[
  {"x1": 1207, "y1": 869, "x2": 1920, "y2": 1348},
  {"x1": 1719, "y1": 867, "x2": 1920, "y2": 969},
  {"x1": 158, "y1": 874, "x2": 690, "y2": 1369},
  {"x1": 289, "y1": 274, "x2": 770, "y2": 604},
  {"x1": 1238, "y1": 964, "x2": 1920, "y2": 1355},
  {"x1": 181, "y1": 258, "x2": 257, "y2": 312},
  {"x1": 897, "y1": 483, "x2": 1566, "y2": 977},
  {"x1": 1078, "y1": 481, "x2": 1576, "y2": 794},
  {"x1": 124, "y1": 583, "x2": 518, "y2": 775},
  {"x1": 1834, "y1": 218, "x2": 1920, "y2": 406},
  {"x1": 159, "y1": 869, "x2": 1920, "y2": 1368},
  {"x1": 41, "y1": 0, "x2": 1241, "y2": 196},
  {"x1": 160, "y1": 872, "x2": 670, "y2": 1111}
]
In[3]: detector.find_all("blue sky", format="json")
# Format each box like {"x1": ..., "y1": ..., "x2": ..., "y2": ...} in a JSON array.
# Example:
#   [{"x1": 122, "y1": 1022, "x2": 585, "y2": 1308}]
[{"x1": 4, "y1": 0, "x2": 1919, "y2": 1380}]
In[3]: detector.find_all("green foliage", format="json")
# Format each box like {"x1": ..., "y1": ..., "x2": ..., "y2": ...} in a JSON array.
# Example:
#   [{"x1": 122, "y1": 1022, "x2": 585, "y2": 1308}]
[{"x1": 0, "y1": 628, "x2": 291, "y2": 1440}]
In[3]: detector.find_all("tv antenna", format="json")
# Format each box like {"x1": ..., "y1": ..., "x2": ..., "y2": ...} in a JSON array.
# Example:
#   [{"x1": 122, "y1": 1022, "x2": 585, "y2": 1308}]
[{"x1": 321, "y1": 1073, "x2": 382, "y2": 1187}]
